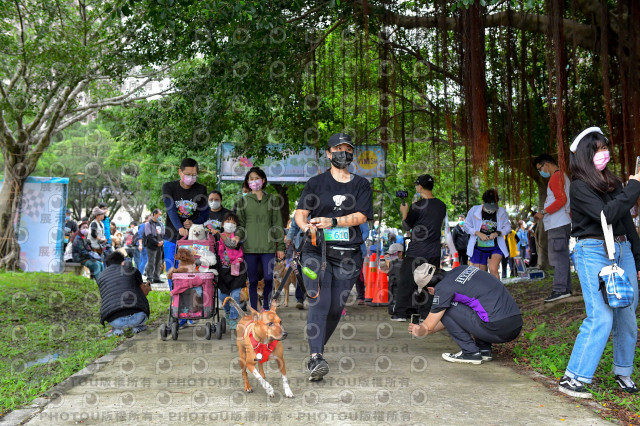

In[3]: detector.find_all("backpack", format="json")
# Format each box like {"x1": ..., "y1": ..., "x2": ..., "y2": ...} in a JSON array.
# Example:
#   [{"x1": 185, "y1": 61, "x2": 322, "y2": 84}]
[{"x1": 126, "y1": 232, "x2": 134, "y2": 246}]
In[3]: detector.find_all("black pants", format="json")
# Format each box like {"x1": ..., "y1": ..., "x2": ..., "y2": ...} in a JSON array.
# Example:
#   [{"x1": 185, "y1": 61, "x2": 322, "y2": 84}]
[
  {"x1": 302, "y1": 251, "x2": 362, "y2": 355},
  {"x1": 145, "y1": 247, "x2": 163, "y2": 281},
  {"x1": 441, "y1": 304, "x2": 522, "y2": 355},
  {"x1": 501, "y1": 256, "x2": 515, "y2": 278},
  {"x1": 395, "y1": 255, "x2": 440, "y2": 319},
  {"x1": 355, "y1": 269, "x2": 365, "y2": 300},
  {"x1": 458, "y1": 251, "x2": 469, "y2": 266}
]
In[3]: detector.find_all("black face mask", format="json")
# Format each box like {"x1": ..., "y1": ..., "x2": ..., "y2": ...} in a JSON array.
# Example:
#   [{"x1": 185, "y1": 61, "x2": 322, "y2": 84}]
[{"x1": 330, "y1": 151, "x2": 353, "y2": 169}]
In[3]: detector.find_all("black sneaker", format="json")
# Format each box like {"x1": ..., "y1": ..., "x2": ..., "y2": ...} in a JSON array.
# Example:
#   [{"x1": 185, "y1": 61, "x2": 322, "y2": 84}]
[
  {"x1": 544, "y1": 291, "x2": 571, "y2": 303},
  {"x1": 558, "y1": 375, "x2": 592, "y2": 398},
  {"x1": 390, "y1": 315, "x2": 407, "y2": 322},
  {"x1": 307, "y1": 354, "x2": 329, "y2": 382},
  {"x1": 615, "y1": 375, "x2": 639, "y2": 393},
  {"x1": 480, "y1": 349, "x2": 493, "y2": 361},
  {"x1": 441, "y1": 351, "x2": 483, "y2": 365},
  {"x1": 296, "y1": 301, "x2": 304, "y2": 310}
]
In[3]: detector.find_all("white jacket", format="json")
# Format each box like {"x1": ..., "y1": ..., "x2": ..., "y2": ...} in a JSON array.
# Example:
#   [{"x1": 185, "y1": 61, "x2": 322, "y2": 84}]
[{"x1": 463, "y1": 205, "x2": 511, "y2": 258}]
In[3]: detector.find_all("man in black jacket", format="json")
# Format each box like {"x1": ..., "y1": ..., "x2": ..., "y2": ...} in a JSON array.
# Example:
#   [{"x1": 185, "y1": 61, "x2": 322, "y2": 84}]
[
  {"x1": 451, "y1": 215, "x2": 469, "y2": 265},
  {"x1": 98, "y1": 251, "x2": 150, "y2": 337}
]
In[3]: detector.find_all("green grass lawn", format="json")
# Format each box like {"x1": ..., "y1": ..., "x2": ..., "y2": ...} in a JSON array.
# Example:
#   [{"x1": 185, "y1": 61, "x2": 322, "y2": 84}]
[{"x1": 0, "y1": 272, "x2": 169, "y2": 416}]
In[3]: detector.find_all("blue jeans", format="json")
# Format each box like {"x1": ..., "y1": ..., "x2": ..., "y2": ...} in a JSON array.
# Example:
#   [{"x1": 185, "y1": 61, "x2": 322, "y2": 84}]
[
  {"x1": 219, "y1": 288, "x2": 242, "y2": 320},
  {"x1": 109, "y1": 311, "x2": 148, "y2": 333},
  {"x1": 163, "y1": 240, "x2": 177, "y2": 290},
  {"x1": 137, "y1": 248, "x2": 148, "y2": 275},
  {"x1": 82, "y1": 260, "x2": 104, "y2": 278},
  {"x1": 565, "y1": 239, "x2": 639, "y2": 383}
]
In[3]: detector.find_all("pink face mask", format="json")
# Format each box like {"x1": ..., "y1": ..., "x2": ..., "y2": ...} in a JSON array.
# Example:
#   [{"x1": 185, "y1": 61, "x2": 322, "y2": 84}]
[
  {"x1": 81, "y1": 228, "x2": 88, "y2": 236},
  {"x1": 182, "y1": 175, "x2": 197, "y2": 186},
  {"x1": 248, "y1": 180, "x2": 263, "y2": 191},
  {"x1": 593, "y1": 150, "x2": 610, "y2": 171}
]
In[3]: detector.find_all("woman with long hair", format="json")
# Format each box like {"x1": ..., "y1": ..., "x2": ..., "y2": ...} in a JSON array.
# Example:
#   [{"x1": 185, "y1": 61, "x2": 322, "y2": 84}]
[{"x1": 558, "y1": 127, "x2": 640, "y2": 398}]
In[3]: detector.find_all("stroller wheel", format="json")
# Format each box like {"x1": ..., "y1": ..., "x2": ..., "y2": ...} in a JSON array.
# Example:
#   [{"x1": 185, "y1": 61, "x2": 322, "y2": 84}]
[
  {"x1": 216, "y1": 321, "x2": 223, "y2": 340},
  {"x1": 160, "y1": 323, "x2": 168, "y2": 341},
  {"x1": 205, "y1": 323, "x2": 212, "y2": 340},
  {"x1": 171, "y1": 321, "x2": 179, "y2": 340},
  {"x1": 221, "y1": 317, "x2": 226, "y2": 334}
]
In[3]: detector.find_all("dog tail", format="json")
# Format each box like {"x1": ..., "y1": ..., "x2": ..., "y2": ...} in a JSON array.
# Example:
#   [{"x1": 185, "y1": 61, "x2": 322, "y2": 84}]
[{"x1": 223, "y1": 297, "x2": 249, "y2": 317}]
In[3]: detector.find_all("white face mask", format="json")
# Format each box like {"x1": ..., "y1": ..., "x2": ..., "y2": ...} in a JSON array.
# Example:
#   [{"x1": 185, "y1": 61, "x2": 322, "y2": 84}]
[
  {"x1": 209, "y1": 200, "x2": 221, "y2": 209},
  {"x1": 223, "y1": 223, "x2": 236, "y2": 233}
]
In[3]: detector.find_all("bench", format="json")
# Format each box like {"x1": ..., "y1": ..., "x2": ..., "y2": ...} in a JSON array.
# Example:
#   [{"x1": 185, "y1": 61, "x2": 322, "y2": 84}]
[{"x1": 64, "y1": 262, "x2": 89, "y2": 277}]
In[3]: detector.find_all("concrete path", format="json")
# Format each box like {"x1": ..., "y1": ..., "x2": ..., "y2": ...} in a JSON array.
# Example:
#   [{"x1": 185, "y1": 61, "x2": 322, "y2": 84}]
[{"x1": 19, "y1": 296, "x2": 607, "y2": 425}]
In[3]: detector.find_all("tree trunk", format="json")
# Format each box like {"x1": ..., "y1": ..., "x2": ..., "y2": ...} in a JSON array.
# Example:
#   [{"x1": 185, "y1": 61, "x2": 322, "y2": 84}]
[{"x1": 0, "y1": 160, "x2": 28, "y2": 271}]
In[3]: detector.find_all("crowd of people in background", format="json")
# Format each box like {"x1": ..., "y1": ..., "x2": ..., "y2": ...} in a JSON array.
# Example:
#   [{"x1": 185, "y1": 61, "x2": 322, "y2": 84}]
[{"x1": 59, "y1": 126, "x2": 639, "y2": 395}]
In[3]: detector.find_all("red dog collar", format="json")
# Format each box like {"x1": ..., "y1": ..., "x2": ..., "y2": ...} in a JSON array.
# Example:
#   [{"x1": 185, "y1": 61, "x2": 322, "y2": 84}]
[{"x1": 248, "y1": 329, "x2": 278, "y2": 363}]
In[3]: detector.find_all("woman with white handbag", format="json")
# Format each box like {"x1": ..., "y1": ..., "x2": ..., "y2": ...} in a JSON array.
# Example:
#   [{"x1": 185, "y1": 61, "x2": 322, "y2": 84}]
[{"x1": 559, "y1": 127, "x2": 640, "y2": 398}]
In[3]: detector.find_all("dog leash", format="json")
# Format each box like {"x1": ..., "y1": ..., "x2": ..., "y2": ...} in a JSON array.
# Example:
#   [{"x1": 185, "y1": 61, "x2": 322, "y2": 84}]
[{"x1": 272, "y1": 227, "x2": 326, "y2": 303}]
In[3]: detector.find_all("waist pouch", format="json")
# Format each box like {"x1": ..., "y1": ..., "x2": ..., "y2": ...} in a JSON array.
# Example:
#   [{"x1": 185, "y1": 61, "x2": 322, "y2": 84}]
[{"x1": 326, "y1": 245, "x2": 360, "y2": 263}]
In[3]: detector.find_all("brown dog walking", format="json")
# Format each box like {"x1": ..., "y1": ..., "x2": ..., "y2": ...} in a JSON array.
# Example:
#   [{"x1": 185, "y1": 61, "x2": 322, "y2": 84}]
[{"x1": 223, "y1": 297, "x2": 293, "y2": 398}]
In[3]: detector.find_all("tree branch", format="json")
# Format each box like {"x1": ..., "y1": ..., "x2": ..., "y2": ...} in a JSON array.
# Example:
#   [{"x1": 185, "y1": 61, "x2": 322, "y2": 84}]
[
  {"x1": 308, "y1": 17, "x2": 347, "y2": 56},
  {"x1": 355, "y1": 1, "x2": 597, "y2": 51},
  {"x1": 0, "y1": 110, "x2": 18, "y2": 155},
  {"x1": 70, "y1": 86, "x2": 173, "y2": 114},
  {"x1": 26, "y1": 80, "x2": 64, "y2": 134},
  {"x1": 286, "y1": 3, "x2": 327, "y2": 23}
]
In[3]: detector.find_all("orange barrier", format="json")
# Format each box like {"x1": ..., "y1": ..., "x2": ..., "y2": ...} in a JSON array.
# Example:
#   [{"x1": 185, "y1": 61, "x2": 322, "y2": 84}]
[
  {"x1": 452, "y1": 252, "x2": 460, "y2": 268},
  {"x1": 372, "y1": 263, "x2": 389, "y2": 306},
  {"x1": 364, "y1": 253, "x2": 377, "y2": 302}
]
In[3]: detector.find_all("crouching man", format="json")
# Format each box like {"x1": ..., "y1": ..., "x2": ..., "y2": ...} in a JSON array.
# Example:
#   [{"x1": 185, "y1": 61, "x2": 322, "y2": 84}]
[
  {"x1": 98, "y1": 251, "x2": 151, "y2": 337},
  {"x1": 409, "y1": 265, "x2": 522, "y2": 364}
]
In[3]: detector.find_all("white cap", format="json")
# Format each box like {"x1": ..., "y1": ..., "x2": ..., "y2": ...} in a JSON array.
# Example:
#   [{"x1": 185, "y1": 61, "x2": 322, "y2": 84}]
[
  {"x1": 413, "y1": 263, "x2": 437, "y2": 293},
  {"x1": 570, "y1": 126, "x2": 603, "y2": 153}
]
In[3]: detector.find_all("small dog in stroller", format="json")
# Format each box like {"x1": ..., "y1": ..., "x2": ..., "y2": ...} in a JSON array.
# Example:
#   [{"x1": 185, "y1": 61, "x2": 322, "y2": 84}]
[{"x1": 167, "y1": 248, "x2": 197, "y2": 280}]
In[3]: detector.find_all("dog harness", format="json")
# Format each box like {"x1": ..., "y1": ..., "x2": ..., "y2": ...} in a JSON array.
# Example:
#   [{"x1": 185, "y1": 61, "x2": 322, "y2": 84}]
[{"x1": 245, "y1": 322, "x2": 278, "y2": 363}]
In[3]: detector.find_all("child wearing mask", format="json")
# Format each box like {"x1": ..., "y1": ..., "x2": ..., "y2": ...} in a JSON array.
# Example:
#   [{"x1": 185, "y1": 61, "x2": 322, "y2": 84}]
[{"x1": 216, "y1": 212, "x2": 246, "y2": 331}]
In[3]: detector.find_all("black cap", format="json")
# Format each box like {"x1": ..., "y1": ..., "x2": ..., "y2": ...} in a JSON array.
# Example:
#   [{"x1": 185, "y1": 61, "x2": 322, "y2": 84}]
[
  {"x1": 414, "y1": 174, "x2": 434, "y2": 190},
  {"x1": 327, "y1": 133, "x2": 354, "y2": 149}
]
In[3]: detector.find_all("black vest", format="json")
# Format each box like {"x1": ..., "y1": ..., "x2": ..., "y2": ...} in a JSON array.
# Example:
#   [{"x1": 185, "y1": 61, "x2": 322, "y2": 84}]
[{"x1": 98, "y1": 265, "x2": 150, "y2": 325}]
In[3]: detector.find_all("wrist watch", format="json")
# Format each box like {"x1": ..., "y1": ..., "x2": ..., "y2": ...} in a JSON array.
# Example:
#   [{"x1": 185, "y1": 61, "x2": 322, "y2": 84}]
[{"x1": 331, "y1": 217, "x2": 338, "y2": 228}]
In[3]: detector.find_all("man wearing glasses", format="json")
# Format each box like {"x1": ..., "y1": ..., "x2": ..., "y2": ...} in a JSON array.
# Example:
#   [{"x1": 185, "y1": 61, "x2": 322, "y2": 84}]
[
  {"x1": 161, "y1": 157, "x2": 209, "y2": 290},
  {"x1": 533, "y1": 153, "x2": 572, "y2": 303}
]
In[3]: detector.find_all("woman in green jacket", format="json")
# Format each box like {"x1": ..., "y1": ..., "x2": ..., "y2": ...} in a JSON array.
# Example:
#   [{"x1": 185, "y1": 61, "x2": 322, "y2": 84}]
[{"x1": 236, "y1": 166, "x2": 285, "y2": 311}]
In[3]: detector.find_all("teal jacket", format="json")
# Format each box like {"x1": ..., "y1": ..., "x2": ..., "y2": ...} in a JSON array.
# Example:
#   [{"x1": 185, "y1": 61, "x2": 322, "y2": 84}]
[{"x1": 236, "y1": 192, "x2": 284, "y2": 254}]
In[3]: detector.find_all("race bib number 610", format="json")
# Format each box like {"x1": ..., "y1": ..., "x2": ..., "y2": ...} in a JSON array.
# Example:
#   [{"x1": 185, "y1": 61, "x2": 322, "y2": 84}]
[{"x1": 324, "y1": 227, "x2": 350, "y2": 242}]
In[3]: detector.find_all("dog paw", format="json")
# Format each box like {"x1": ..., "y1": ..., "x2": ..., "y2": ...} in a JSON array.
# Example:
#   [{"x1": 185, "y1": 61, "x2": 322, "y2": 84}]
[
  {"x1": 245, "y1": 388, "x2": 253, "y2": 393},
  {"x1": 284, "y1": 389, "x2": 294, "y2": 398},
  {"x1": 266, "y1": 386, "x2": 275, "y2": 397}
]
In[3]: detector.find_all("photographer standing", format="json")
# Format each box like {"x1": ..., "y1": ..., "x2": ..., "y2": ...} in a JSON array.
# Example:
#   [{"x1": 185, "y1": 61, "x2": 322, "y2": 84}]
[{"x1": 392, "y1": 174, "x2": 447, "y2": 322}]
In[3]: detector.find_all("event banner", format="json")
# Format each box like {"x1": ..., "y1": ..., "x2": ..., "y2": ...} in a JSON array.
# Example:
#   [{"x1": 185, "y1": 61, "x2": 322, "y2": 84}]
[
  {"x1": 219, "y1": 143, "x2": 386, "y2": 182},
  {"x1": 0, "y1": 177, "x2": 68, "y2": 273}
]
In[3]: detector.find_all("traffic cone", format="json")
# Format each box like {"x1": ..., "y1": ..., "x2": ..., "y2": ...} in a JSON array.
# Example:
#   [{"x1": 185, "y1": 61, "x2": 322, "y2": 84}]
[
  {"x1": 452, "y1": 252, "x2": 460, "y2": 268},
  {"x1": 371, "y1": 255, "x2": 383, "y2": 306},
  {"x1": 365, "y1": 253, "x2": 377, "y2": 302},
  {"x1": 372, "y1": 266, "x2": 389, "y2": 306}
]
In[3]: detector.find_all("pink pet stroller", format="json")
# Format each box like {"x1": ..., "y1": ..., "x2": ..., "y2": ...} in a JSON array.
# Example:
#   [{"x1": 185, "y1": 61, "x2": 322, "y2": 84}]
[{"x1": 159, "y1": 236, "x2": 226, "y2": 341}]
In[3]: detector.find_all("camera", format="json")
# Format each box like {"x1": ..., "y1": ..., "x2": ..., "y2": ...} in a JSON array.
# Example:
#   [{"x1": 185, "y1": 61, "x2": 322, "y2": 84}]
[{"x1": 396, "y1": 190, "x2": 408, "y2": 199}]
